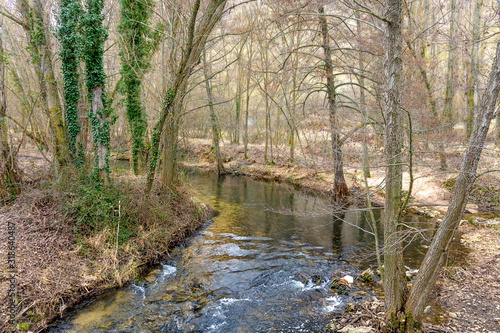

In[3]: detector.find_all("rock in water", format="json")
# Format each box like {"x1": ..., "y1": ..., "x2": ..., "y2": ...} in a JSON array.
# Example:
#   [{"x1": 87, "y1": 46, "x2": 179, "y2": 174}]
[{"x1": 342, "y1": 275, "x2": 354, "y2": 284}]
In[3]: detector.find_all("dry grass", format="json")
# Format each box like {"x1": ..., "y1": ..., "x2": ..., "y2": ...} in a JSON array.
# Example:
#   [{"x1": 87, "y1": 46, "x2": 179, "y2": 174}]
[{"x1": 0, "y1": 166, "x2": 208, "y2": 332}]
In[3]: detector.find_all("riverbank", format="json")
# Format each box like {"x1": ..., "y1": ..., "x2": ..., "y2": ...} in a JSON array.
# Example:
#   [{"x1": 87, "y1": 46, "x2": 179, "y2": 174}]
[
  {"x1": 179, "y1": 138, "x2": 499, "y2": 216},
  {"x1": 0, "y1": 152, "x2": 209, "y2": 332},
  {"x1": 180, "y1": 139, "x2": 500, "y2": 332},
  {"x1": 329, "y1": 219, "x2": 500, "y2": 333}
]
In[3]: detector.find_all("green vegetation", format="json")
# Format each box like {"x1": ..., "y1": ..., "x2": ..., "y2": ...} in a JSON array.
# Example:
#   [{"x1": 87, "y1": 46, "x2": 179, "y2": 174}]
[
  {"x1": 118, "y1": 0, "x2": 159, "y2": 175},
  {"x1": 82, "y1": 0, "x2": 114, "y2": 179},
  {"x1": 57, "y1": 0, "x2": 83, "y2": 167}
]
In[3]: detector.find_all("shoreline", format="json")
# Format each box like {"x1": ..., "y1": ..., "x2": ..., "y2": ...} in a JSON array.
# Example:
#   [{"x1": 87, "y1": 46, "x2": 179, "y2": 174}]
[{"x1": 0, "y1": 172, "x2": 211, "y2": 333}]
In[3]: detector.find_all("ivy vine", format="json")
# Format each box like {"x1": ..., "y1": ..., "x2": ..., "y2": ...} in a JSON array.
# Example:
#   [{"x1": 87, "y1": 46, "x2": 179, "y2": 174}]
[
  {"x1": 81, "y1": 0, "x2": 113, "y2": 179},
  {"x1": 118, "y1": 0, "x2": 159, "y2": 175},
  {"x1": 56, "y1": 0, "x2": 83, "y2": 167}
]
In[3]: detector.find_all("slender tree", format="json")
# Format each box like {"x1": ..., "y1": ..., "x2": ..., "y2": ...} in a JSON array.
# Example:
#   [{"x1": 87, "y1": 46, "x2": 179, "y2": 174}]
[
  {"x1": 17, "y1": 0, "x2": 67, "y2": 168},
  {"x1": 202, "y1": 47, "x2": 225, "y2": 175},
  {"x1": 0, "y1": 16, "x2": 20, "y2": 201},
  {"x1": 319, "y1": 5, "x2": 349, "y2": 200},
  {"x1": 145, "y1": 0, "x2": 228, "y2": 194}
]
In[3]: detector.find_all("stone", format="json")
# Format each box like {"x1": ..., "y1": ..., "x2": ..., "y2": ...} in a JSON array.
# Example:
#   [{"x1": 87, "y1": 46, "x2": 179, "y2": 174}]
[
  {"x1": 338, "y1": 325, "x2": 375, "y2": 333},
  {"x1": 342, "y1": 275, "x2": 354, "y2": 284},
  {"x1": 360, "y1": 268, "x2": 374, "y2": 282},
  {"x1": 449, "y1": 312, "x2": 458, "y2": 318},
  {"x1": 424, "y1": 305, "x2": 431, "y2": 314}
]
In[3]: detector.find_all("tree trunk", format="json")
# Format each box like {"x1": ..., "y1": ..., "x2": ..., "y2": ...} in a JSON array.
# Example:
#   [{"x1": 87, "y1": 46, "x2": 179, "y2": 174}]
[
  {"x1": 382, "y1": 0, "x2": 407, "y2": 318},
  {"x1": 145, "y1": 0, "x2": 227, "y2": 195},
  {"x1": 234, "y1": 67, "x2": 241, "y2": 144},
  {"x1": 243, "y1": 48, "x2": 252, "y2": 159},
  {"x1": 443, "y1": 0, "x2": 456, "y2": 124},
  {"x1": 465, "y1": 0, "x2": 483, "y2": 138},
  {"x1": 0, "y1": 17, "x2": 20, "y2": 200},
  {"x1": 319, "y1": 6, "x2": 349, "y2": 200},
  {"x1": 90, "y1": 87, "x2": 109, "y2": 181},
  {"x1": 160, "y1": 109, "x2": 179, "y2": 188},
  {"x1": 18, "y1": 0, "x2": 67, "y2": 167},
  {"x1": 406, "y1": 32, "x2": 500, "y2": 324},
  {"x1": 202, "y1": 48, "x2": 225, "y2": 175}
]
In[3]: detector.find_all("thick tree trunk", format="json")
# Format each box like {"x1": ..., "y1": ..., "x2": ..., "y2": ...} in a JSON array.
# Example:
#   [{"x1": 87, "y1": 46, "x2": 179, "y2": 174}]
[
  {"x1": 160, "y1": 111, "x2": 179, "y2": 188},
  {"x1": 383, "y1": 0, "x2": 407, "y2": 318},
  {"x1": 406, "y1": 35, "x2": 500, "y2": 323}
]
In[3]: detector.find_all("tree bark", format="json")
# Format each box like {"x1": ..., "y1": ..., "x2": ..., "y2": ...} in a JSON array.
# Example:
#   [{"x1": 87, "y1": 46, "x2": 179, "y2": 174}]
[
  {"x1": 319, "y1": 6, "x2": 349, "y2": 200},
  {"x1": 202, "y1": 48, "x2": 225, "y2": 175},
  {"x1": 465, "y1": 0, "x2": 483, "y2": 138},
  {"x1": 90, "y1": 86, "x2": 109, "y2": 181},
  {"x1": 382, "y1": 0, "x2": 407, "y2": 318},
  {"x1": 406, "y1": 32, "x2": 500, "y2": 323},
  {"x1": 18, "y1": 0, "x2": 67, "y2": 167},
  {"x1": 145, "y1": 0, "x2": 227, "y2": 195},
  {"x1": 0, "y1": 17, "x2": 20, "y2": 200}
]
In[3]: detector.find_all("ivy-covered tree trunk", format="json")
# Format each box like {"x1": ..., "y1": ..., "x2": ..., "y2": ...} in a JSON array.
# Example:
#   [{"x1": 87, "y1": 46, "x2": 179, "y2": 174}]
[
  {"x1": 57, "y1": 0, "x2": 83, "y2": 167},
  {"x1": 83, "y1": 0, "x2": 111, "y2": 181},
  {"x1": 118, "y1": 0, "x2": 156, "y2": 175}
]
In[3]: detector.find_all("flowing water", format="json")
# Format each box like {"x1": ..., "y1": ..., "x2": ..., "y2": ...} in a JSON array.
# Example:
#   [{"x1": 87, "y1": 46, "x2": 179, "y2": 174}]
[{"x1": 48, "y1": 168, "x2": 442, "y2": 333}]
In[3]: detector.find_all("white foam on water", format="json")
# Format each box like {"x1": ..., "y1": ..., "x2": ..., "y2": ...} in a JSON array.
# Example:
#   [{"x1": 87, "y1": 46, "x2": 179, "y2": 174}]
[
  {"x1": 214, "y1": 243, "x2": 255, "y2": 256},
  {"x1": 160, "y1": 264, "x2": 177, "y2": 276},
  {"x1": 219, "y1": 298, "x2": 250, "y2": 305},
  {"x1": 323, "y1": 296, "x2": 342, "y2": 312},
  {"x1": 130, "y1": 284, "x2": 146, "y2": 299}
]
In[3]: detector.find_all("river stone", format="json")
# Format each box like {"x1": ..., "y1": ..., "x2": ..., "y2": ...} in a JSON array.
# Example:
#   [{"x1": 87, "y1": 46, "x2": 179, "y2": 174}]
[{"x1": 338, "y1": 325, "x2": 374, "y2": 333}]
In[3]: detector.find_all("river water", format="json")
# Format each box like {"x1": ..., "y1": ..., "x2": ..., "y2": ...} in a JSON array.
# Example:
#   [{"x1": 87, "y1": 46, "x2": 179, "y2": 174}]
[{"x1": 48, "y1": 168, "x2": 439, "y2": 332}]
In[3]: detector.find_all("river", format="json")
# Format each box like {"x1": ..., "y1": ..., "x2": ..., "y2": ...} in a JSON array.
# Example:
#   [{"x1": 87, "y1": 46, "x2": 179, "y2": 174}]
[{"x1": 47, "y1": 168, "x2": 440, "y2": 332}]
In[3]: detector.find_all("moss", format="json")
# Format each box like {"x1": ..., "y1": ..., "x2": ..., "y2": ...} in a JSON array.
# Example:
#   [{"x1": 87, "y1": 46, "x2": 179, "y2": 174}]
[
  {"x1": 360, "y1": 268, "x2": 374, "y2": 282},
  {"x1": 388, "y1": 310, "x2": 422, "y2": 333}
]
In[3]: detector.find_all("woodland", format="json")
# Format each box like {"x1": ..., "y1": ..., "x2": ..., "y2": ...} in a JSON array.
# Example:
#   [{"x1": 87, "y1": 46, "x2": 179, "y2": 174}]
[{"x1": 0, "y1": 0, "x2": 499, "y2": 332}]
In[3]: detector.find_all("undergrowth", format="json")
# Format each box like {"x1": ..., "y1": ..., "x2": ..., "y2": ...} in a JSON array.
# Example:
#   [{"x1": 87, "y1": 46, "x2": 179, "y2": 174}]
[{"x1": 0, "y1": 164, "x2": 207, "y2": 332}]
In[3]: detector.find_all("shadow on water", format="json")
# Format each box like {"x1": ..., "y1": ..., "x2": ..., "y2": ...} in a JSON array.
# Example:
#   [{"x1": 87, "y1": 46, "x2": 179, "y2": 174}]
[{"x1": 47, "y1": 166, "x2": 468, "y2": 332}]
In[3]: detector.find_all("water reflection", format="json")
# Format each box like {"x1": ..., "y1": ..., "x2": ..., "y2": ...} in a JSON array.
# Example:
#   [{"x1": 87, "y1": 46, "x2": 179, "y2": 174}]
[{"x1": 48, "y1": 168, "x2": 439, "y2": 333}]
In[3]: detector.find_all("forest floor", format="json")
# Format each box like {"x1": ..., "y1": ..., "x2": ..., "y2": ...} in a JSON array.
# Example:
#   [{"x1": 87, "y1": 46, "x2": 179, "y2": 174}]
[
  {"x1": 181, "y1": 138, "x2": 500, "y2": 333},
  {"x1": 0, "y1": 148, "x2": 209, "y2": 333}
]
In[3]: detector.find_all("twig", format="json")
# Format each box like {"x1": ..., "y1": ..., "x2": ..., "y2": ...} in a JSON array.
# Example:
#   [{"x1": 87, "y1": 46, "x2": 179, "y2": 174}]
[{"x1": 115, "y1": 201, "x2": 121, "y2": 262}]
